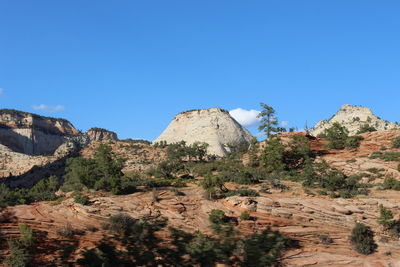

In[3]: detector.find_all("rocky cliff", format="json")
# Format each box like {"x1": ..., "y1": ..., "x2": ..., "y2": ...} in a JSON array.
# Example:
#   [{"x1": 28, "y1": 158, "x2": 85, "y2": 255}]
[
  {"x1": 154, "y1": 108, "x2": 254, "y2": 156},
  {"x1": 86, "y1": 127, "x2": 118, "y2": 141},
  {"x1": 311, "y1": 104, "x2": 399, "y2": 136},
  {"x1": 0, "y1": 109, "x2": 85, "y2": 156}
]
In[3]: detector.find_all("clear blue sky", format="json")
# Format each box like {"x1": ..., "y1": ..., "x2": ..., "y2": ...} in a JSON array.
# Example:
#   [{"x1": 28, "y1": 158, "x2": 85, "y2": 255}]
[{"x1": 1, "y1": 1, "x2": 399, "y2": 140}]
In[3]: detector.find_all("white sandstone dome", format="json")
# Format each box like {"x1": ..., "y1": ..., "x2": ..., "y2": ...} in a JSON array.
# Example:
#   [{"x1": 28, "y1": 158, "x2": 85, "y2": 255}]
[
  {"x1": 154, "y1": 108, "x2": 254, "y2": 156},
  {"x1": 311, "y1": 104, "x2": 398, "y2": 136}
]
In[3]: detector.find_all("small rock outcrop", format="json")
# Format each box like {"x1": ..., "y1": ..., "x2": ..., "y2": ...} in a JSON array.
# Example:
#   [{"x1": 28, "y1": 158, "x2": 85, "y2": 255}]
[
  {"x1": 311, "y1": 104, "x2": 399, "y2": 136},
  {"x1": 154, "y1": 108, "x2": 254, "y2": 156},
  {"x1": 86, "y1": 128, "x2": 118, "y2": 142},
  {"x1": 0, "y1": 109, "x2": 83, "y2": 156}
]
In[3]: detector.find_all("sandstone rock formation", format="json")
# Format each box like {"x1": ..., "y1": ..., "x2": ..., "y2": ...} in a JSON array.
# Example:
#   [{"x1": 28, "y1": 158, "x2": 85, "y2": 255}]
[
  {"x1": 3, "y1": 182, "x2": 400, "y2": 266},
  {"x1": 311, "y1": 104, "x2": 399, "y2": 136},
  {"x1": 0, "y1": 109, "x2": 84, "y2": 155},
  {"x1": 86, "y1": 127, "x2": 118, "y2": 141},
  {"x1": 154, "y1": 108, "x2": 254, "y2": 156}
]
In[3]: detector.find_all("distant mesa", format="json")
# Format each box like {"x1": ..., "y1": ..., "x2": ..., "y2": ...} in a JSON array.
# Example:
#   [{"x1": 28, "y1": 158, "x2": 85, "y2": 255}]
[
  {"x1": 311, "y1": 104, "x2": 398, "y2": 136},
  {"x1": 0, "y1": 109, "x2": 87, "y2": 156},
  {"x1": 86, "y1": 127, "x2": 118, "y2": 142},
  {"x1": 154, "y1": 107, "x2": 254, "y2": 156}
]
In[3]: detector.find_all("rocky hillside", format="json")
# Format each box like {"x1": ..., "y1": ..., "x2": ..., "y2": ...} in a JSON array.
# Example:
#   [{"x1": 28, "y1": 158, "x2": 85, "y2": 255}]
[
  {"x1": 2, "y1": 180, "x2": 400, "y2": 265},
  {"x1": 154, "y1": 108, "x2": 254, "y2": 156},
  {"x1": 80, "y1": 139, "x2": 167, "y2": 173},
  {"x1": 311, "y1": 104, "x2": 398, "y2": 136},
  {"x1": 86, "y1": 127, "x2": 118, "y2": 141},
  {"x1": 0, "y1": 109, "x2": 86, "y2": 156}
]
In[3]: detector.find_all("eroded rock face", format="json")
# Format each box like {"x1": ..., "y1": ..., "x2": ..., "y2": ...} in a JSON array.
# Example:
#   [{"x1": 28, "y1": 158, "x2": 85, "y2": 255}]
[
  {"x1": 86, "y1": 128, "x2": 118, "y2": 141},
  {"x1": 154, "y1": 108, "x2": 254, "y2": 156},
  {"x1": 311, "y1": 104, "x2": 399, "y2": 136},
  {"x1": 0, "y1": 109, "x2": 81, "y2": 156}
]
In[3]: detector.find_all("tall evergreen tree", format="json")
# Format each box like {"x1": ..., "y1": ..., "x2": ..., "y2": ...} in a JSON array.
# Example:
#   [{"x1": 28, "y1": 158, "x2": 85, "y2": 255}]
[{"x1": 257, "y1": 103, "x2": 278, "y2": 138}]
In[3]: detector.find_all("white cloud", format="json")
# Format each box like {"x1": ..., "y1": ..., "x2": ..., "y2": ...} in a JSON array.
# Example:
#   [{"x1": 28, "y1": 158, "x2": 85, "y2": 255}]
[
  {"x1": 0, "y1": 88, "x2": 3, "y2": 96},
  {"x1": 229, "y1": 108, "x2": 261, "y2": 127},
  {"x1": 281, "y1": 121, "x2": 288, "y2": 127},
  {"x1": 32, "y1": 104, "x2": 65, "y2": 113}
]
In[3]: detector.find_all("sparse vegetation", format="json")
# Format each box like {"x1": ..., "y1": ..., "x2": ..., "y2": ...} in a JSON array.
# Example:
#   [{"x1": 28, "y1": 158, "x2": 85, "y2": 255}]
[
  {"x1": 2, "y1": 224, "x2": 34, "y2": 266},
  {"x1": 57, "y1": 222, "x2": 75, "y2": 238},
  {"x1": 370, "y1": 151, "x2": 400, "y2": 162},
  {"x1": 383, "y1": 176, "x2": 400, "y2": 190},
  {"x1": 378, "y1": 204, "x2": 395, "y2": 229},
  {"x1": 320, "y1": 122, "x2": 363, "y2": 150},
  {"x1": 318, "y1": 235, "x2": 333, "y2": 245},
  {"x1": 0, "y1": 176, "x2": 59, "y2": 208},
  {"x1": 350, "y1": 223, "x2": 377, "y2": 255},
  {"x1": 3, "y1": 239, "x2": 31, "y2": 267},
  {"x1": 357, "y1": 124, "x2": 377, "y2": 134},
  {"x1": 299, "y1": 160, "x2": 368, "y2": 198},
  {"x1": 392, "y1": 137, "x2": 400, "y2": 149},
  {"x1": 73, "y1": 192, "x2": 91, "y2": 205},
  {"x1": 259, "y1": 137, "x2": 286, "y2": 172},
  {"x1": 62, "y1": 143, "x2": 133, "y2": 194},
  {"x1": 18, "y1": 224, "x2": 34, "y2": 248},
  {"x1": 240, "y1": 212, "x2": 251, "y2": 220}
]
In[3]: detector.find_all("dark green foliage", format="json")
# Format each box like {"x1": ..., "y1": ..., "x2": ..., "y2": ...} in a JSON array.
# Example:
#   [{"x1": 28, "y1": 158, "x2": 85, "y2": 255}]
[
  {"x1": 3, "y1": 239, "x2": 31, "y2": 267},
  {"x1": 299, "y1": 160, "x2": 367, "y2": 197},
  {"x1": 73, "y1": 192, "x2": 91, "y2": 205},
  {"x1": 321, "y1": 122, "x2": 349, "y2": 149},
  {"x1": 225, "y1": 141, "x2": 251, "y2": 159},
  {"x1": 77, "y1": 242, "x2": 129, "y2": 267},
  {"x1": 345, "y1": 136, "x2": 364, "y2": 149},
  {"x1": 392, "y1": 137, "x2": 400, "y2": 149},
  {"x1": 350, "y1": 223, "x2": 377, "y2": 255},
  {"x1": 242, "y1": 228, "x2": 290, "y2": 267},
  {"x1": 153, "y1": 140, "x2": 168, "y2": 148},
  {"x1": 208, "y1": 209, "x2": 228, "y2": 225},
  {"x1": 185, "y1": 233, "x2": 218, "y2": 267},
  {"x1": 320, "y1": 123, "x2": 363, "y2": 150},
  {"x1": 63, "y1": 144, "x2": 129, "y2": 194},
  {"x1": 223, "y1": 188, "x2": 259, "y2": 197},
  {"x1": 378, "y1": 204, "x2": 395, "y2": 229},
  {"x1": 383, "y1": 176, "x2": 400, "y2": 190},
  {"x1": 120, "y1": 138, "x2": 151, "y2": 145},
  {"x1": 223, "y1": 169, "x2": 261, "y2": 185},
  {"x1": 200, "y1": 174, "x2": 226, "y2": 200},
  {"x1": 248, "y1": 138, "x2": 260, "y2": 167},
  {"x1": 28, "y1": 175, "x2": 59, "y2": 202},
  {"x1": 149, "y1": 160, "x2": 183, "y2": 179},
  {"x1": 18, "y1": 224, "x2": 34, "y2": 248},
  {"x1": 357, "y1": 124, "x2": 377, "y2": 134},
  {"x1": 166, "y1": 141, "x2": 190, "y2": 161},
  {"x1": 284, "y1": 135, "x2": 314, "y2": 169},
  {"x1": 166, "y1": 141, "x2": 208, "y2": 162},
  {"x1": 260, "y1": 137, "x2": 286, "y2": 172},
  {"x1": 370, "y1": 152, "x2": 400, "y2": 162},
  {"x1": 0, "y1": 183, "x2": 28, "y2": 208},
  {"x1": 240, "y1": 212, "x2": 251, "y2": 220},
  {"x1": 0, "y1": 176, "x2": 59, "y2": 208},
  {"x1": 62, "y1": 157, "x2": 98, "y2": 191},
  {"x1": 257, "y1": 103, "x2": 279, "y2": 138},
  {"x1": 78, "y1": 214, "x2": 291, "y2": 267}
]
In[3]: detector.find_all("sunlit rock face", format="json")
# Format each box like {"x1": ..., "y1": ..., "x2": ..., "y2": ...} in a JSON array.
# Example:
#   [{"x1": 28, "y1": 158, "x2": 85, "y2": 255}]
[
  {"x1": 0, "y1": 109, "x2": 82, "y2": 156},
  {"x1": 311, "y1": 104, "x2": 399, "y2": 136},
  {"x1": 155, "y1": 107, "x2": 254, "y2": 156}
]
